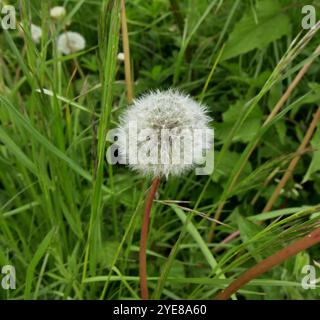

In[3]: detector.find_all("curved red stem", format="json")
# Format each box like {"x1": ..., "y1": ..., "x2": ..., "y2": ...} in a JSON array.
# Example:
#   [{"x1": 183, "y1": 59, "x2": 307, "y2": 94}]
[
  {"x1": 216, "y1": 227, "x2": 320, "y2": 300},
  {"x1": 139, "y1": 177, "x2": 160, "y2": 300}
]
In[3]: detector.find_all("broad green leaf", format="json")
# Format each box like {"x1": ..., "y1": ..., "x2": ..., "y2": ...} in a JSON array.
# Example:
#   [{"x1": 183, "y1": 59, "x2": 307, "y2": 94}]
[
  {"x1": 236, "y1": 210, "x2": 264, "y2": 261},
  {"x1": 100, "y1": 241, "x2": 120, "y2": 268},
  {"x1": 215, "y1": 100, "x2": 263, "y2": 143},
  {"x1": 212, "y1": 150, "x2": 252, "y2": 182},
  {"x1": 168, "y1": 259, "x2": 185, "y2": 279},
  {"x1": 222, "y1": 0, "x2": 291, "y2": 60}
]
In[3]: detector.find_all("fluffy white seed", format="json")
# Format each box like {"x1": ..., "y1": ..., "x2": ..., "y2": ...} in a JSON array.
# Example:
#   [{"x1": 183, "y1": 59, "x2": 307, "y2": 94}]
[
  {"x1": 116, "y1": 89, "x2": 213, "y2": 178},
  {"x1": 50, "y1": 6, "x2": 66, "y2": 19},
  {"x1": 57, "y1": 31, "x2": 86, "y2": 55},
  {"x1": 117, "y1": 52, "x2": 125, "y2": 61}
]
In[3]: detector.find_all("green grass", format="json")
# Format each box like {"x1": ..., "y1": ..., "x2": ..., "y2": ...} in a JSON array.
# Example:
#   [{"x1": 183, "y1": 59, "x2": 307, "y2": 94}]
[{"x1": 1, "y1": 0, "x2": 320, "y2": 300}]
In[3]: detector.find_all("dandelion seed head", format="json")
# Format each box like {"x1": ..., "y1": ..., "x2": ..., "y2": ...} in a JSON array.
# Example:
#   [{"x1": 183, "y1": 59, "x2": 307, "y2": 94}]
[
  {"x1": 116, "y1": 89, "x2": 213, "y2": 179},
  {"x1": 57, "y1": 31, "x2": 85, "y2": 55},
  {"x1": 50, "y1": 6, "x2": 66, "y2": 19}
]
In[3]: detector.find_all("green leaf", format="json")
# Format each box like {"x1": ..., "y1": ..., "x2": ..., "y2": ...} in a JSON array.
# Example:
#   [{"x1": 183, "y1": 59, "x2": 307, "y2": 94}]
[
  {"x1": 215, "y1": 100, "x2": 263, "y2": 143},
  {"x1": 212, "y1": 150, "x2": 252, "y2": 182},
  {"x1": 236, "y1": 210, "x2": 264, "y2": 261},
  {"x1": 222, "y1": 0, "x2": 291, "y2": 61},
  {"x1": 168, "y1": 259, "x2": 185, "y2": 279},
  {"x1": 293, "y1": 252, "x2": 310, "y2": 278},
  {"x1": 100, "y1": 241, "x2": 120, "y2": 268}
]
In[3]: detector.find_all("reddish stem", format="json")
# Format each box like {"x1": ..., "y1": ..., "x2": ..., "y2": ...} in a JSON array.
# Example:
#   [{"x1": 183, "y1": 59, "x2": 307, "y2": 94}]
[
  {"x1": 216, "y1": 227, "x2": 320, "y2": 300},
  {"x1": 214, "y1": 230, "x2": 240, "y2": 253},
  {"x1": 139, "y1": 177, "x2": 160, "y2": 300}
]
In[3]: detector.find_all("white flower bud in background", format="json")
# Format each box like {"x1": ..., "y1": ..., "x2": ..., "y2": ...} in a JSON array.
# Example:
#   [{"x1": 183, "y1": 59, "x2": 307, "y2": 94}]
[
  {"x1": 117, "y1": 52, "x2": 125, "y2": 61},
  {"x1": 18, "y1": 23, "x2": 42, "y2": 44},
  {"x1": 116, "y1": 89, "x2": 213, "y2": 178},
  {"x1": 31, "y1": 24, "x2": 42, "y2": 43},
  {"x1": 56, "y1": 31, "x2": 86, "y2": 55},
  {"x1": 50, "y1": 6, "x2": 66, "y2": 19}
]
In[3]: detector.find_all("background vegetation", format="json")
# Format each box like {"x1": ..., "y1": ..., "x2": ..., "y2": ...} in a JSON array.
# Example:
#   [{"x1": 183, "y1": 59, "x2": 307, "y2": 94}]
[{"x1": 1, "y1": 0, "x2": 320, "y2": 299}]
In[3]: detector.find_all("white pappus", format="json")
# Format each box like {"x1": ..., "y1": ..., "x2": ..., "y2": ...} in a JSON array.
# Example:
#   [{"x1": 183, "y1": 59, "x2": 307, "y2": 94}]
[
  {"x1": 56, "y1": 31, "x2": 86, "y2": 55},
  {"x1": 116, "y1": 89, "x2": 214, "y2": 179},
  {"x1": 50, "y1": 6, "x2": 66, "y2": 19}
]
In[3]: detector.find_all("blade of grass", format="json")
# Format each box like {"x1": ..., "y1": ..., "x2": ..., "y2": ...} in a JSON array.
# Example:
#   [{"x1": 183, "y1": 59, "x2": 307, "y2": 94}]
[
  {"x1": 24, "y1": 229, "x2": 55, "y2": 299},
  {"x1": 83, "y1": 0, "x2": 121, "y2": 280}
]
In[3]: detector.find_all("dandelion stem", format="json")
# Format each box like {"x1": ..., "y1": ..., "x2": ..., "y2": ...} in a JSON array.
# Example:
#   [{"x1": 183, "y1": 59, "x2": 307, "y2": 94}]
[
  {"x1": 215, "y1": 226, "x2": 320, "y2": 300},
  {"x1": 139, "y1": 177, "x2": 160, "y2": 300}
]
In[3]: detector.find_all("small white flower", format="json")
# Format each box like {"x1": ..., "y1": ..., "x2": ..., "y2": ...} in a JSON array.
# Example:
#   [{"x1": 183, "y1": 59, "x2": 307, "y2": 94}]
[
  {"x1": 18, "y1": 23, "x2": 42, "y2": 44},
  {"x1": 57, "y1": 31, "x2": 86, "y2": 55},
  {"x1": 117, "y1": 52, "x2": 125, "y2": 61},
  {"x1": 116, "y1": 89, "x2": 213, "y2": 178},
  {"x1": 30, "y1": 24, "x2": 42, "y2": 43},
  {"x1": 50, "y1": 6, "x2": 66, "y2": 19}
]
